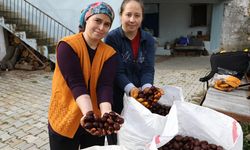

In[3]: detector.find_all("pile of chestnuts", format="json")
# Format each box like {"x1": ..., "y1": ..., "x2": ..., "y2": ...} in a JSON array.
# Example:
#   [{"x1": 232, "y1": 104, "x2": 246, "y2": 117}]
[
  {"x1": 158, "y1": 135, "x2": 224, "y2": 150},
  {"x1": 149, "y1": 103, "x2": 171, "y2": 116},
  {"x1": 135, "y1": 86, "x2": 164, "y2": 108},
  {"x1": 83, "y1": 111, "x2": 124, "y2": 136},
  {"x1": 133, "y1": 86, "x2": 171, "y2": 116}
]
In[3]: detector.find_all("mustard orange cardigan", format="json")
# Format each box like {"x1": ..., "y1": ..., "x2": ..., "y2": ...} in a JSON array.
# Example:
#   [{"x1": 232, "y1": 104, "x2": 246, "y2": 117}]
[{"x1": 48, "y1": 33, "x2": 116, "y2": 138}]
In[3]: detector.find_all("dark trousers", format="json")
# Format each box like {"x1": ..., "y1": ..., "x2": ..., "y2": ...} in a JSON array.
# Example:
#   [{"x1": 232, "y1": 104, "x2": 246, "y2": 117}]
[
  {"x1": 107, "y1": 133, "x2": 118, "y2": 145},
  {"x1": 107, "y1": 85, "x2": 124, "y2": 145},
  {"x1": 49, "y1": 124, "x2": 105, "y2": 150}
]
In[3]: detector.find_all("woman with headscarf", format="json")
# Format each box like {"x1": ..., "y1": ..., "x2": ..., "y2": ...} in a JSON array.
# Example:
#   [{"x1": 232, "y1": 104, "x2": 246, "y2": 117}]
[{"x1": 48, "y1": 2, "x2": 118, "y2": 149}]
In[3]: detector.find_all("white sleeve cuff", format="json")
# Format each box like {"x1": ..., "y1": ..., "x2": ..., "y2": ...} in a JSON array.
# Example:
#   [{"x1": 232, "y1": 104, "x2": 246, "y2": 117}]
[
  {"x1": 124, "y1": 83, "x2": 135, "y2": 96},
  {"x1": 142, "y1": 84, "x2": 152, "y2": 90}
]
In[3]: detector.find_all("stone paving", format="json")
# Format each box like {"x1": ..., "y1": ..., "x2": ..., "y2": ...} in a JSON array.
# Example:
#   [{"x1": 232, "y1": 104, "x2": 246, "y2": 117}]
[
  {"x1": 0, "y1": 70, "x2": 52, "y2": 150},
  {"x1": 154, "y1": 55, "x2": 210, "y2": 104},
  {"x1": 0, "y1": 55, "x2": 210, "y2": 150}
]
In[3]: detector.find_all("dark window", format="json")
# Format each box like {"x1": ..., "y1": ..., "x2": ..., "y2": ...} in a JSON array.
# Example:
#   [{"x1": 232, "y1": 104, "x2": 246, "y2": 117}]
[
  {"x1": 190, "y1": 4, "x2": 207, "y2": 27},
  {"x1": 142, "y1": 3, "x2": 159, "y2": 37}
]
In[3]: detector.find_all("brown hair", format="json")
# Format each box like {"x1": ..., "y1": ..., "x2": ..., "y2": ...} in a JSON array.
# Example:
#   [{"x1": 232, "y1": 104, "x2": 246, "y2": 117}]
[{"x1": 119, "y1": 0, "x2": 144, "y2": 15}]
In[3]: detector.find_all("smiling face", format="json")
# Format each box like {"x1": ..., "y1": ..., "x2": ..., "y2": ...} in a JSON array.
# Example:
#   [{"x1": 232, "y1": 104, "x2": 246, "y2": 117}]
[
  {"x1": 120, "y1": 1, "x2": 143, "y2": 35},
  {"x1": 84, "y1": 13, "x2": 112, "y2": 42}
]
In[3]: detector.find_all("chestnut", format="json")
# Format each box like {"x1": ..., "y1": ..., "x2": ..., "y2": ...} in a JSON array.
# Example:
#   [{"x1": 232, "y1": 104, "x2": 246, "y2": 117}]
[
  {"x1": 84, "y1": 122, "x2": 93, "y2": 129},
  {"x1": 107, "y1": 118, "x2": 114, "y2": 124},
  {"x1": 113, "y1": 123, "x2": 120, "y2": 130},
  {"x1": 116, "y1": 117, "x2": 124, "y2": 124}
]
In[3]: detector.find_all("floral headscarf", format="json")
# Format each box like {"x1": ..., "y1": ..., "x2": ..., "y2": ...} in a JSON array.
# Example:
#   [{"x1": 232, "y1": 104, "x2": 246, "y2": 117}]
[{"x1": 79, "y1": 2, "x2": 114, "y2": 28}]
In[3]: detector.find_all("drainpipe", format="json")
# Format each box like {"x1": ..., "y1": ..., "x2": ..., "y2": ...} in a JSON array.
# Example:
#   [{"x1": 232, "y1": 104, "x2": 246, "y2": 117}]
[
  {"x1": 210, "y1": 1, "x2": 225, "y2": 53},
  {"x1": 0, "y1": 26, "x2": 7, "y2": 61}
]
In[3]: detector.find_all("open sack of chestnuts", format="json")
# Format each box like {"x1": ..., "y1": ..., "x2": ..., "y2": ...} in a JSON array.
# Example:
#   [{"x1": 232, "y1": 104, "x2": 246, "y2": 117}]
[
  {"x1": 146, "y1": 101, "x2": 243, "y2": 150},
  {"x1": 118, "y1": 85, "x2": 184, "y2": 150},
  {"x1": 81, "y1": 145, "x2": 126, "y2": 150}
]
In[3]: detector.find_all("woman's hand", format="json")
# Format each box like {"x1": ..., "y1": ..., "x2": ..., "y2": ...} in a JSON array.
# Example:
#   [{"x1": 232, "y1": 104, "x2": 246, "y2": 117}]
[
  {"x1": 102, "y1": 111, "x2": 124, "y2": 134},
  {"x1": 130, "y1": 87, "x2": 139, "y2": 98},
  {"x1": 80, "y1": 111, "x2": 101, "y2": 136}
]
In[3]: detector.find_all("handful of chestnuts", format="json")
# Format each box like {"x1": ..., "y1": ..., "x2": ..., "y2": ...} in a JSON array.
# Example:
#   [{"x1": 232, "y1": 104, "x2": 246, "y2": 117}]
[
  {"x1": 82, "y1": 111, "x2": 124, "y2": 136},
  {"x1": 134, "y1": 86, "x2": 164, "y2": 108}
]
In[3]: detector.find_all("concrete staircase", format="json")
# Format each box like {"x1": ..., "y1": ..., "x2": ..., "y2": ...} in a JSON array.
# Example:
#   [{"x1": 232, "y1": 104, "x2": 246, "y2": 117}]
[
  {"x1": 0, "y1": 0, "x2": 75, "y2": 63},
  {"x1": 0, "y1": 17, "x2": 52, "y2": 60}
]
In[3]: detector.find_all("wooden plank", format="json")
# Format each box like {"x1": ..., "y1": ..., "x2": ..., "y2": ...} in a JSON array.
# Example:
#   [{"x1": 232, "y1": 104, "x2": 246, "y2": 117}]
[
  {"x1": 245, "y1": 73, "x2": 250, "y2": 98},
  {"x1": 203, "y1": 87, "x2": 250, "y2": 122}
]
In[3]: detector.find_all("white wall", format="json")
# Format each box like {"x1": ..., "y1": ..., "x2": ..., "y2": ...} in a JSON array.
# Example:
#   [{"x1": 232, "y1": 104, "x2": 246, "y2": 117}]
[
  {"x1": 158, "y1": 3, "x2": 209, "y2": 46},
  {"x1": 26, "y1": 0, "x2": 122, "y2": 33},
  {"x1": 23, "y1": 1, "x2": 212, "y2": 48}
]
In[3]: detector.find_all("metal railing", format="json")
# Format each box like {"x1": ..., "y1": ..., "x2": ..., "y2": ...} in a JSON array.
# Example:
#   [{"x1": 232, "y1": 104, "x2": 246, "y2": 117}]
[{"x1": 0, "y1": 0, "x2": 75, "y2": 47}]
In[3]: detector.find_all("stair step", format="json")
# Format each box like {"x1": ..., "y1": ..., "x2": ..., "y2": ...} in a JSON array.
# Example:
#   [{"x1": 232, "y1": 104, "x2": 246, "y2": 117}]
[
  {"x1": 4, "y1": 17, "x2": 26, "y2": 23},
  {"x1": 0, "y1": 16, "x2": 5, "y2": 24},
  {"x1": 48, "y1": 53, "x2": 56, "y2": 63},
  {"x1": 37, "y1": 46, "x2": 49, "y2": 58},
  {"x1": 0, "y1": 10, "x2": 9, "y2": 14},
  {"x1": 15, "y1": 24, "x2": 35, "y2": 31},
  {"x1": 4, "y1": 17, "x2": 27, "y2": 25},
  {"x1": 14, "y1": 31, "x2": 27, "y2": 40},
  {"x1": 36, "y1": 38, "x2": 55, "y2": 46},
  {"x1": 25, "y1": 38, "x2": 37, "y2": 49},
  {"x1": 15, "y1": 24, "x2": 43, "y2": 35},
  {"x1": 4, "y1": 23, "x2": 16, "y2": 32},
  {"x1": 25, "y1": 31, "x2": 46, "y2": 38},
  {"x1": 0, "y1": 11, "x2": 20, "y2": 19}
]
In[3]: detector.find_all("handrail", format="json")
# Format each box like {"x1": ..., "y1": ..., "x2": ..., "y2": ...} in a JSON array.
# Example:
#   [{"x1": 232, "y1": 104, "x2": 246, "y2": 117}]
[
  {"x1": 23, "y1": 0, "x2": 74, "y2": 35},
  {"x1": 0, "y1": 0, "x2": 75, "y2": 49}
]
